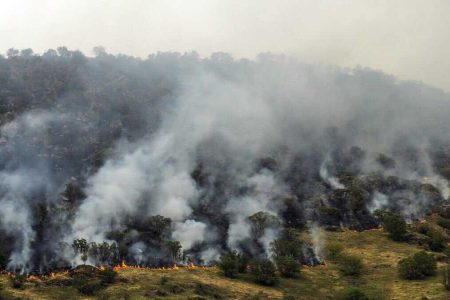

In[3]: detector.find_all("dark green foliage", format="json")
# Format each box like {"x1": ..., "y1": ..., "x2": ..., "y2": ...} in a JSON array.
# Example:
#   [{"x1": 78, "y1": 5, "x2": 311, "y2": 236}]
[
  {"x1": 438, "y1": 207, "x2": 450, "y2": 219},
  {"x1": 437, "y1": 217, "x2": 450, "y2": 230},
  {"x1": 72, "y1": 275, "x2": 102, "y2": 295},
  {"x1": 219, "y1": 252, "x2": 239, "y2": 278},
  {"x1": 428, "y1": 231, "x2": 445, "y2": 252},
  {"x1": 9, "y1": 274, "x2": 26, "y2": 289},
  {"x1": 275, "y1": 256, "x2": 300, "y2": 278},
  {"x1": 416, "y1": 223, "x2": 432, "y2": 236},
  {"x1": 89, "y1": 242, "x2": 118, "y2": 265},
  {"x1": 270, "y1": 239, "x2": 303, "y2": 261},
  {"x1": 248, "y1": 212, "x2": 280, "y2": 239},
  {"x1": 339, "y1": 288, "x2": 369, "y2": 300},
  {"x1": 99, "y1": 267, "x2": 117, "y2": 284},
  {"x1": 338, "y1": 254, "x2": 364, "y2": 276},
  {"x1": 0, "y1": 252, "x2": 8, "y2": 270},
  {"x1": 249, "y1": 259, "x2": 278, "y2": 286},
  {"x1": 398, "y1": 251, "x2": 437, "y2": 280},
  {"x1": 72, "y1": 238, "x2": 89, "y2": 264},
  {"x1": 237, "y1": 252, "x2": 250, "y2": 273},
  {"x1": 164, "y1": 240, "x2": 182, "y2": 262},
  {"x1": 383, "y1": 213, "x2": 407, "y2": 241}
]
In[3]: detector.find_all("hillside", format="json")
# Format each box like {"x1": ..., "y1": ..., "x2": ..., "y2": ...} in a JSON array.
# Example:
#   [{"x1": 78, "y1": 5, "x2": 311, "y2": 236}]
[{"x1": 1, "y1": 225, "x2": 449, "y2": 300}]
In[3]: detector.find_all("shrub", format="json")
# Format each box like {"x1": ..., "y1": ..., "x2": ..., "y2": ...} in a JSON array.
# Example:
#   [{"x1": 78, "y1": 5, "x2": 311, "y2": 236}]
[
  {"x1": 10, "y1": 274, "x2": 26, "y2": 289},
  {"x1": 270, "y1": 239, "x2": 303, "y2": 261},
  {"x1": 73, "y1": 274, "x2": 102, "y2": 295},
  {"x1": 383, "y1": 213, "x2": 407, "y2": 241},
  {"x1": 398, "y1": 251, "x2": 436, "y2": 280},
  {"x1": 437, "y1": 217, "x2": 450, "y2": 230},
  {"x1": 275, "y1": 256, "x2": 300, "y2": 278},
  {"x1": 99, "y1": 267, "x2": 117, "y2": 284},
  {"x1": 416, "y1": 223, "x2": 432, "y2": 236},
  {"x1": 219, "y1": 252, "x2": 239, "y2": 278},
  {"x1": 338, "y1": 254, "x2": 363, "y2": 276},
  {"x1": 324, "y1": 242, "x2": 344, "y2": 261},
  {"x1": 428, "y1": 232, "x2": 446, "y2": 252},
  {"x1": 249, "y1": 259, "x2": 278, "y2": 286},
  {"x1": 339, "y1": 287, "x2": 369, "y2": 300}
]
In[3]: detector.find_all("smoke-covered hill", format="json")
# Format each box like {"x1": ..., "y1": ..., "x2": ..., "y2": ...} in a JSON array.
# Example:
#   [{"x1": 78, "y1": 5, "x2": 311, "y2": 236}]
[{"x1": 0, "y1": 48, "x2": 449, "y2": 273}]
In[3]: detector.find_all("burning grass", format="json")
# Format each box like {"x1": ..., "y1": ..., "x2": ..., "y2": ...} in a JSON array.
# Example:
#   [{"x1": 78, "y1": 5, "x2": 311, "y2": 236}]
[{"x1": 0, "y1": 226, "x2": 450, "y2": 299}]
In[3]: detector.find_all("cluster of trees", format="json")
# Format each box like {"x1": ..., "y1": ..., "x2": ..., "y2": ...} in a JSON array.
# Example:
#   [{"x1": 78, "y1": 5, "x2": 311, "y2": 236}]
[{"x1": 219, "y1": 232, "x2": 306, "y2": 286}]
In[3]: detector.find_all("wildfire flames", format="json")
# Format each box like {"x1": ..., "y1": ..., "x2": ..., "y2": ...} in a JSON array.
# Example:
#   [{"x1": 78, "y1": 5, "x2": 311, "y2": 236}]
[{"x1": 7, "y1": 260, "x2": 214, "y2": 282}]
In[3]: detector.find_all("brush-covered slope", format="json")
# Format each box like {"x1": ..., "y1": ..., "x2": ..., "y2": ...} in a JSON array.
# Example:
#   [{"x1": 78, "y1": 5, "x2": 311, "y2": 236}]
[{"x1": 1, "y1": 224, "x2": 449, "y2": 300}]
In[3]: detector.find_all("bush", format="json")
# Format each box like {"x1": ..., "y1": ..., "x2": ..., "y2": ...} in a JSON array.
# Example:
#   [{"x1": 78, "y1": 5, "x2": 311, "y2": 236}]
[
  {"x1": 437, "y1": 217, "x2": 450, "y2": 230},
  {"x1": 416, "y1": 223, "x2": 432, "y2": 236},
  {"x1": 324, "y1": 242, "x2": 344, "y2": 261},
  {"x1": 73, "y1": 275, "x2": 102, "y2": 295},
  {"x1": 219, "y1": 252, "x2": 239, "y2": 278},
  {"x1": 428, "y1": 232, "x2": 446, "y2": 252},
  {"x1": 10, "y1": 274, "x2": 26, "y2": 289},
  {"x1": 249, "y1": 259, "x2": 278, "y2": 286},
  {"x1": 270, "y1": 239, "x2": 303, "y2": 261},
  {"x1": 339, "y1": 288, "x2": 369, "y2": 300},
  {"x1": 398, "y1": 251, "x2": 436, "y2": 280},
  {"x1": 99, "y1": 267, "x2": 117, "y2": 284},
  {"x1": 275, "y1": 256, "x2": 300, "y2": 278},
  {"x1": 338, "y1": 254, "x2": 363, "y2": 276},
  {"x1": 383, "y1": 213, "x2": 407, "y2": 241}
]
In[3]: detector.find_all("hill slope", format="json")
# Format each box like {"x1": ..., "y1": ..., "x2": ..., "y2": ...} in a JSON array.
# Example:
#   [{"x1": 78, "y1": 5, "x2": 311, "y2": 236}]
[{"x1": 0, "y1": 227, "x2": 448, "y2": 300}]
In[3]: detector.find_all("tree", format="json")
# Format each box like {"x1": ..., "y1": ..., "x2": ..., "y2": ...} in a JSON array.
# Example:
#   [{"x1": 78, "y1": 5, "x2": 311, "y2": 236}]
[
  {"x1": 73, "y1": 238, "x2": 90, "y2": 265},
  {"x1": 248, "y1": 211, "x2": 280, "y2": 239},
  {"x1": 249, "y1": 259, "x2": 278, "y2": 286},
  {"x1": 383, "y1": 213, "x2": 407, "y2": 241},
  {"x1": 164, "y1": 240, "x2": 182, "y2": 263},
  {"x1": 398, "y1": 251, "x2": 436, "y2": 280},
  {"x1": 219, "y1": 251, "x2": 239, "y2": 278}
]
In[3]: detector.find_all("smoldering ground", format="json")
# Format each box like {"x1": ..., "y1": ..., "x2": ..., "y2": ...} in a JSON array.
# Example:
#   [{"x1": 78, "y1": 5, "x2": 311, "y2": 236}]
[{"x1": 0, "y1": 48, "x2": 449, "y2": 273}]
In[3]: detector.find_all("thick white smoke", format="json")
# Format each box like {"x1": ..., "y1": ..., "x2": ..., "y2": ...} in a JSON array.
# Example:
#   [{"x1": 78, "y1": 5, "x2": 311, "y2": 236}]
[{"x1": 1, "y1": 51, "x2": 450, "y2": 271}]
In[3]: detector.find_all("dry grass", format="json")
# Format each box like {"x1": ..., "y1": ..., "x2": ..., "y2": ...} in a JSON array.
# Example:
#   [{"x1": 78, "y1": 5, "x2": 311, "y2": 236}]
[{"x1": 0, "y1": 227, "x2": 449, "y2": 299}]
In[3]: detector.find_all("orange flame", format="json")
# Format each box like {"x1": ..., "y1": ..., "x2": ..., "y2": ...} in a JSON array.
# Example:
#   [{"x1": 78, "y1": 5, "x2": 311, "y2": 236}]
[{"x1": 28, "y1": 275, "x2": 38, "y2": 281}]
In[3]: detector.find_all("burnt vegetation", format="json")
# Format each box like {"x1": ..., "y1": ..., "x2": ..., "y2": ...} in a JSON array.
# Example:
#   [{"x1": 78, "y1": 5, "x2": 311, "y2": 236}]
[{"x1": 0, "y1": 46, "x2": 449, "y2": 298}]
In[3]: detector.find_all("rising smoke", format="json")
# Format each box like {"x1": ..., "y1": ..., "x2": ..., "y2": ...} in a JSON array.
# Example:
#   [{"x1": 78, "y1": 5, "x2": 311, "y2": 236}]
[{"x1": 0, "y1": 49, "x2": 449, "y2": 273}]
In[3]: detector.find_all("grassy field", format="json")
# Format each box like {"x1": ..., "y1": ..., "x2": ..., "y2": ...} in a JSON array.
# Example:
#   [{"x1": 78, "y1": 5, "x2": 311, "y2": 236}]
[{"x1": 1, "y1": 227, "x2": 449, "y2": 300}]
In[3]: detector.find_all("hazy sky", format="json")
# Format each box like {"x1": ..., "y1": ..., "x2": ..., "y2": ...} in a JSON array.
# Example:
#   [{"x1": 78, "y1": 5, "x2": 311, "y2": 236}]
[{"x1": 1, "y1": 0, "x2": 449, "y2": 91}]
